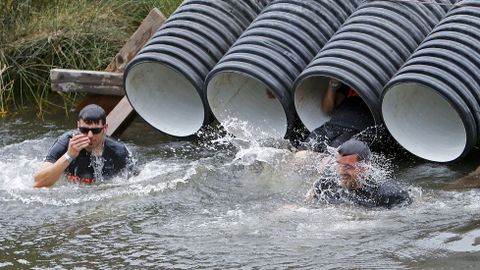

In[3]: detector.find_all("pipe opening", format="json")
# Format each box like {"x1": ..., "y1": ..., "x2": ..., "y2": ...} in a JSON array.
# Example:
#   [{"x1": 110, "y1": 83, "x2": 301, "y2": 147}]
[
  {"x1": 294, "y1": 75, "x2": 372, "y2": 132},
  {"x1": 207, "y1": 71, "x2": 288, "y2": 140},
  {"x1": 125, "y1": 62, "x2": 205, "y2": 137},
  {"x1": 382, "y1": 82, "x2": 466, "y2": 162}
]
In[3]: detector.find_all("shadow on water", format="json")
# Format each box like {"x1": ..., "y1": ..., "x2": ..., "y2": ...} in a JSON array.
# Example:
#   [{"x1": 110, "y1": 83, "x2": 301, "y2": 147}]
[{"x1": 1, "y1": 108, "x2": 480, "y2": 269}]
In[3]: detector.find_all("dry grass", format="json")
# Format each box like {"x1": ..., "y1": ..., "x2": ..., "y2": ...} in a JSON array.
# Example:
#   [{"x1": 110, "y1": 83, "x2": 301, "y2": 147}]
[{"x1": 0, "y1": 0, "x2": 182, "y2": 117}]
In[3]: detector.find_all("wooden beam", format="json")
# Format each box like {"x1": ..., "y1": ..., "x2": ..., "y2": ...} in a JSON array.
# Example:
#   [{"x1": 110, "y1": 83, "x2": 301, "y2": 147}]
[
  {"x1": 50, "y1": 69, "x2": 124, "y2": 96},
  {"x1": 74, "y1": 8, "x2": 167, "y2": 137},
  {"x1": 105, "y1": 8, "x2": 166, "y2": 73},
  {"x1": 106, "y1": 8, "x2": 166, "y2": 137},
  {"x1": 106, "y1": 96, "x2": 137, "y2": 137}
]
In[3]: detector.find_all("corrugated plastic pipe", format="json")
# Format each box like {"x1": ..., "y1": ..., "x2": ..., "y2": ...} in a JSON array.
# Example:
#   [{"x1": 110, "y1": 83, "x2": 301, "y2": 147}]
[
  {"x1": 124, "y1": 0, "x2": 270, "y2": 137},
  {"x1": 382, "y1": 0, "x2": 479, "y2": 162},
  {"x1": 205, "y1": 0, "x2": 362, "y2": 140},
  {"x1": 293, "y1": 0, "x2": 456, "y2": 132}
]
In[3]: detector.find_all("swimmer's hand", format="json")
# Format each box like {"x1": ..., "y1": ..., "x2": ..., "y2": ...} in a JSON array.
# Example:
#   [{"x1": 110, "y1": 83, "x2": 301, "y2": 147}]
[
  {"x1": 68, "y1": 133, "x2": 90, "y2": 158},
  {"x1": 304, "y1": 187, "x2": 316, "y2": 204},
  {"x1": 329, "y1": 78, "x2": 341, "y2": 90}
]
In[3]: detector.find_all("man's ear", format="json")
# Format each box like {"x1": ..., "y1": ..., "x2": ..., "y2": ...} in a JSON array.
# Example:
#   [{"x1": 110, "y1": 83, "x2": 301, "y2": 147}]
[
  {"x1": 77, "y1": 121, "x2": 80, "y2": 128},
  {"x1": 104, "y1": 123, "x2": 109, "y2": 131}
]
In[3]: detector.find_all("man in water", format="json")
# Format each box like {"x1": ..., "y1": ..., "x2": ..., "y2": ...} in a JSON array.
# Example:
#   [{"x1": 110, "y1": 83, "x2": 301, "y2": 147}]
[
  {"x1": 34, "y1": 104, "x2": 136, "y2": 187},
  {"x1": 304, "y1": 139, "x2": 411, "y2": 208},
  {"x1": 301, "y1": 78, "x2": 375, "y2": 152}
]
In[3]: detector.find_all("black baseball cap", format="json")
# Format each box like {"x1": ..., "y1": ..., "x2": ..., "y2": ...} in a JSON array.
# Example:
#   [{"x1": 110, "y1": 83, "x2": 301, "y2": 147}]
[
  {"x1": 78, "y1": 104, "x2": 106, "y2": 125},
  {"x1": 337, "y1": 139, "x2": 371, "y2": 161}
]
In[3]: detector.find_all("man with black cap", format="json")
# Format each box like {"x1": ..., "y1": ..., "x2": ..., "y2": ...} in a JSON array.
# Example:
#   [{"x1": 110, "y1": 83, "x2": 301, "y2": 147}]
[
  {"x1": 304, "y1": 139, "x2": 411, "y2": 208},
  {"x1": 34, "y1": 104, "x2": 136, "y2": 187}
]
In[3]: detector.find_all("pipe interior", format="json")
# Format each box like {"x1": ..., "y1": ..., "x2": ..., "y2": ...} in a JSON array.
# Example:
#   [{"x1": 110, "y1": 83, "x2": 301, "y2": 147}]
[
  {"x1": 294, "y1": 76, "x2": 371, "y2": 131},
  {"x1": 294, "y1": 76, "x2": 331, "y2": 131},
  {"x1": 382, "y1": 83, "x2": 466, "y2": 162},
  {"x1": 125, "y1": 62, "x2": 205, "y2": 137},
  {"x1": 207, "y1": 72, "x2": 288, "y2": 140}
]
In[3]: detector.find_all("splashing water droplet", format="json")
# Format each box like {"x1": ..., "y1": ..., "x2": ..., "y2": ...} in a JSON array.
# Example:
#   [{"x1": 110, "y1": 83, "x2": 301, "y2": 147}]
[{"x1": 90, "y1": 154, "x2": 105, "y2": 182}]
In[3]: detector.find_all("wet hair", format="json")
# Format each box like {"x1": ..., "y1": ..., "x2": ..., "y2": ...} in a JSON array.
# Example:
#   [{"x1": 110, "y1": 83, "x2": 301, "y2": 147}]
[
  {"x1": 337, "y1": 139, "x2": 371, "y2": 162},
  {"x1": 78, "y1": 104, "x2": 106, "y2": 125}
]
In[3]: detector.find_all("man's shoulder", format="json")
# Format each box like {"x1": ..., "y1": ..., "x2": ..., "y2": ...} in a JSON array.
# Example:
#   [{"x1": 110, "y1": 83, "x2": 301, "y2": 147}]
[
  {"x1": 376, "y1": 180, "x2": 412, "y2": 207},
  {"x1": 378, "y1": 180, "x2": 404, "y2": 193},
  {"x1": 56, "y1": 130, "x2": 77, "y2": 142},
  {"x1": 104, "y1": 136, "x2": 128, "y2": 155}
]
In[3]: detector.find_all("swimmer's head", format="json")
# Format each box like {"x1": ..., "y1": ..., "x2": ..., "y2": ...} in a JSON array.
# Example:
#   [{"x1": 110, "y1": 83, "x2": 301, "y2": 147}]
[
  {"x1": 78, "y1": 104, "x2": 106, "y2": 125},
  {"x1": 337, "y1": 139, "x2": 371, "y2": 162},
  {"x1": 336, "y1": 139, "x2": 371, "y2": 190}
]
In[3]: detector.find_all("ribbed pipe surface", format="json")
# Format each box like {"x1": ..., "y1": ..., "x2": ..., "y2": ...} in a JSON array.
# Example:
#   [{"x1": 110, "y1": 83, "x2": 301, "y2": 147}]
[
  {"x1": 294, "y1": 0, "x2": 456, "y2": 132},
  {"x1": 124, "y1": 0, "x2": 270, "y2": 137},
  {"x1": 206, "y1": 0, "x2": 361, "y2": 140},
  {"x1": 382, "y1": 0, "x2": 478, "y2": 162}
]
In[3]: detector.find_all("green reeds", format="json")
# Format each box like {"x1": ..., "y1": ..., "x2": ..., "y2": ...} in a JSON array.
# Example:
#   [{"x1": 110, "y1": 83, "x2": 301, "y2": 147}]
[{"x1": 0, "y1": 0, "x2": 182, "y2": 116}]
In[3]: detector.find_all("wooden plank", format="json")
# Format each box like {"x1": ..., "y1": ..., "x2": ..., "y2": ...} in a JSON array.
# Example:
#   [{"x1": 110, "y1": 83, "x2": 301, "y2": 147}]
[
  {"x1": 105, "y1": 8, "x2": 167, "y2": 137},
  {"x1": 106, "y1": 96, "x2": 137, "y2": 137},
  {"x1": 75, "y1": 8, "x2": 167, "y2": 137},
  {"x1": 50, "y1": 69, "x2": 124, "y2": 96},
  {"x1": 106, "y1": 8, "x2": 166, "y2": 73}
]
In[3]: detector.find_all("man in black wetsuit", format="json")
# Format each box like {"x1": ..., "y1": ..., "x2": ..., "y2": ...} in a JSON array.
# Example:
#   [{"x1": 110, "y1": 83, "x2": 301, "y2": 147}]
[
  {"x1": 34, "y1": 104, "x2": 136, "y2": 187},
  {"x1": 301, "y1": 78, "x2": 375, "y2": 152},
  {"x1": 304, "y1": 139, "x2": 411, "y2": 208}
]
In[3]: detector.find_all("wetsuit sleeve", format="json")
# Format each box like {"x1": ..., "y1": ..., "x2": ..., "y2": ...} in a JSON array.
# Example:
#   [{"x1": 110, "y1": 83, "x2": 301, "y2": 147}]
[
  {"x1": 44, "y1": 133, "x2": 70, "y2": 163},
  {"x1": 377, "y1": 181, "x2": 412, "y2": 208}
]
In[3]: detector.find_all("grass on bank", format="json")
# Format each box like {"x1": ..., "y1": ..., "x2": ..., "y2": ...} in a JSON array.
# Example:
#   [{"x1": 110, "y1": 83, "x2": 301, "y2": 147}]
[{"x1": 0, "y1": 0, "x2": 182, "y2": 117}]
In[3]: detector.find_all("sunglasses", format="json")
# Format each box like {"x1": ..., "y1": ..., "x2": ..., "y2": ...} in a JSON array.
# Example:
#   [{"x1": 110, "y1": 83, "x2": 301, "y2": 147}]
[{"x1": 79, "y1": 126, "x2": 104, "y2": 134}]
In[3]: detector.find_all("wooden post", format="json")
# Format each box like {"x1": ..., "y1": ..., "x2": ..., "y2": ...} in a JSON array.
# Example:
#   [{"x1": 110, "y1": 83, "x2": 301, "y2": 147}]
[
  {"x1": 50, "y1": 69, "x2": 124, "y2": 96},
  {"x1": 76, "y1": 8, "x2": 167, "y2": 137}
]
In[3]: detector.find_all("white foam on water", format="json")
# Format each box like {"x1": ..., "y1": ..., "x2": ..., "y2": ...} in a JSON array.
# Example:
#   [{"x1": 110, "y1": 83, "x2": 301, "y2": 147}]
[
  {"x1": 0, "y1": 262, "x2": 14, "y2": 268},
  {"x1": 0, "y1": 137, "x2": 201, "y2": 206},
  {"x1": 3, "y1": 161, "x2": 198, "y2": 206}
]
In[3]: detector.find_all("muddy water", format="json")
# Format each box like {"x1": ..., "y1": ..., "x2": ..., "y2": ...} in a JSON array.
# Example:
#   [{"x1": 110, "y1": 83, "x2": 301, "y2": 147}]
[{"x1": 1, "y1": 109, "x2": 480, "y2": 269}]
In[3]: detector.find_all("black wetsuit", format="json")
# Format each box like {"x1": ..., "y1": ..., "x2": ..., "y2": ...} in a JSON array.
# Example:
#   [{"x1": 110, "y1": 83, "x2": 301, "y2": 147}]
[
  {"x1": 304, "y1": 85, "x2": 375, "y2": 152},
  {"x1": 313, "y1": 175, "x2": 411, "y2": 209},
  {"x1": 45, "y1": 130, "x2": 136, "y2": 183}
]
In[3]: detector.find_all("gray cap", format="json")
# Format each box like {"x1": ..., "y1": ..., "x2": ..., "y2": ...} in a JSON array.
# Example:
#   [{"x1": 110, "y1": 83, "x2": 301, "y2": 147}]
[
  {"x1": 78, "y1": 104, "x2": 106, "y2": 124},
  {"x1": 337, "y1": 139, "x2": 371, "y2": 161}
]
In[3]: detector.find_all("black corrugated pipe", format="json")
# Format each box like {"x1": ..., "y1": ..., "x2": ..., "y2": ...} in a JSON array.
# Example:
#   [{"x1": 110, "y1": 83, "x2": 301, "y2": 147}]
[
  {"x1": 382, "y1": 0, "x2": 478, "y2": 162},
  {"x1": 293, "y1": 0, "x2": 457, "y2": 133},
  {"x1": 205, "y1": 0, "x2": 362, "y2": 140},
  {"x1": 124, "y1": 0, "x2": 271, "y2": 137}
]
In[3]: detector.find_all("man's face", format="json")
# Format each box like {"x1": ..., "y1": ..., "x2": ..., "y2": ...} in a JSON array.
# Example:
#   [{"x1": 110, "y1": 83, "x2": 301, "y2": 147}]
[
  {"x1": 336, "y1": 153, "x2": 363, "y2": 190},
  {"x1": 77, "y1": 119, "x2": 106, "y2": 151}
]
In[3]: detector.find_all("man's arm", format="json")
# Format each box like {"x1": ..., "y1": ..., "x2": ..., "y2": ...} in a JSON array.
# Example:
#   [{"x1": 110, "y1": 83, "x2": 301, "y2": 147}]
[
  {"x1": 304, "y1": 183, "x2": 318, "y2": 204},
  {"x1": 33, "y1": 133, "x2": 90, "y2": 188},
  {"x1": 322, "y1": 79, "x2": 346, "y2": 114},
  {"x1": 301, "y1": 156, "x2": 334, "y2": 204},
  {"x1": 33, "y1": 159, "x2": 72, "y2": 188}
]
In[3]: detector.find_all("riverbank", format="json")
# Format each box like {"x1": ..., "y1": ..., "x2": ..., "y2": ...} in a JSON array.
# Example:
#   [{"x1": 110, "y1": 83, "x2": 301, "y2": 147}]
[{"x1": 0, "y1": 0, "x2": 182, "y2": 116}]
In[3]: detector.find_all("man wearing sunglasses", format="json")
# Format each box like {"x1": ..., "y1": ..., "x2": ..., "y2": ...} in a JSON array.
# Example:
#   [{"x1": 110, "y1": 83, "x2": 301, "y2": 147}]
[
  {"x1": 34, "y1": 104, "x2": 136, "y2": 187},
  {"x1": 304, "y1": 139, "x2": 411, "y2": 208}
]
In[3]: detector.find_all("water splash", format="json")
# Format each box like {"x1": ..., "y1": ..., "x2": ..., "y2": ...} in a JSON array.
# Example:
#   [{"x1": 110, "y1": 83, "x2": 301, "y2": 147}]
[
  {"x1": 220, "y1": 116, "x2": 285, "y2": 143},
  {"x1": 90, "y1": 154, "x2": 105, "y2": 182}
]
